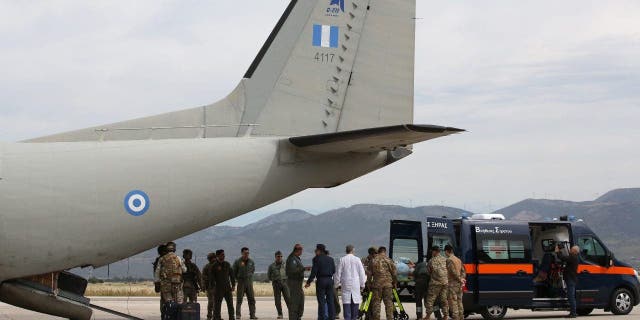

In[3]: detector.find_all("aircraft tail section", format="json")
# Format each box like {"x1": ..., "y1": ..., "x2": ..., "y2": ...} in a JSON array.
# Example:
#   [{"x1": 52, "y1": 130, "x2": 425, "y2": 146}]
[
  {"x1": 26, "y1": 0, "x2": 417, "y2": 142},
  {"x1": 239, "y1": 0, "x2": 417, "y2": 136}
]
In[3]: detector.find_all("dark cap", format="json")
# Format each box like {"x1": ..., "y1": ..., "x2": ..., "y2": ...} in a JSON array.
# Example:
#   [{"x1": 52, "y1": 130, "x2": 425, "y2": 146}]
[
  {"x1": 368, "y1": 246, "x2": 378, "y2": 255},
  {"x1": 275, "y1": 250, "x2": 283, "y2": 256},
  {"x1": 444, "y1": 244, "x2": 454, "y2": 252},
  {"x1": 431, "y1": 245, "x2": 441, "y2": 252},
  {"x1": 316, "y1": 244, "x2": 326, "y2": 252},
  {"x1": 216, "y1": 249, "x2": 225, "y2": 256}
]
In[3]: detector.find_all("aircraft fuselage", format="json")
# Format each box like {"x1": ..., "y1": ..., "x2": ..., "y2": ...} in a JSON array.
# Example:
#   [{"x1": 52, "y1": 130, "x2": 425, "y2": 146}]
[{"x1": 0, "y1": 138, "x2": 389, "y2": 281}]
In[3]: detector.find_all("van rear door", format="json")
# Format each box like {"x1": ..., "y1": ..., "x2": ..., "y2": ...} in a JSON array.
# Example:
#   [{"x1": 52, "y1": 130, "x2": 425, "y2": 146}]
[
  {"x1": 472, "y1": 223, "x2": 534, "y2": 306},
  {"x1": 389, "y1": 220, "x2": 424, "y2": 292}
]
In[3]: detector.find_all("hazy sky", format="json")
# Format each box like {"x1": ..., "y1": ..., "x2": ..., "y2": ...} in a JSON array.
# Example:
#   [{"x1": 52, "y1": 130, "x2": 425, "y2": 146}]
[{"x1": 1, "y1": 1, "x2": 639, "y2": 225}]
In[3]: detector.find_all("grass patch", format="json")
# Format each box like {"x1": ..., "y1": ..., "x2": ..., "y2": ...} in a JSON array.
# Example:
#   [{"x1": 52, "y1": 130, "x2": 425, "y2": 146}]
[{"x1": 87, "y1": 281, "x2": 317, "y2": 297}]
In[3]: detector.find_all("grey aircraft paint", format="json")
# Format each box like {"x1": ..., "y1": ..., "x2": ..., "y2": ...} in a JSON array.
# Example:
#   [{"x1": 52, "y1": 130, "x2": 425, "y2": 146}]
[{"x1": 0, "y1": 0, "x2": 462, "y2": 318}]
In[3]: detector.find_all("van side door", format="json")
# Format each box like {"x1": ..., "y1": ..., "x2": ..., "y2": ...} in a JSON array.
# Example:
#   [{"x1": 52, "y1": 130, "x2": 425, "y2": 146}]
[
  {"x1": 389, "y1": 220, "x2": 424, "y2": 296},
  {"x1": 574, "y1": 233, "x2": 612, "y2": 306},
  {"x1": 473, "y1": 223, "x2": 534, "y2": 306}
]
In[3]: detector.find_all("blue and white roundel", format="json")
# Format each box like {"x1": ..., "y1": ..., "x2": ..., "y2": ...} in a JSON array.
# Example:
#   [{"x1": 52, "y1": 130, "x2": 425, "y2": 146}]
[{"x1": 124, "y1": 190, "x2": 150, "y2": 216}]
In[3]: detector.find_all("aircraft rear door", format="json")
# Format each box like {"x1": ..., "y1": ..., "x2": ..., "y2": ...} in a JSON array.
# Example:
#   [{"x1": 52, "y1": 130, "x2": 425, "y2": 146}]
[{"x1": 473, "y1": 223, "x2": 534, "y2": 306}]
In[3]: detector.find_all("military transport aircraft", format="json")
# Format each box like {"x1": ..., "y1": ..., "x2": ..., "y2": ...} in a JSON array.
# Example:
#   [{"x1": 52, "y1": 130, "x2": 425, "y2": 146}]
[{"x1": 0, "y1": 0, "x2": 462, "y2": 318}]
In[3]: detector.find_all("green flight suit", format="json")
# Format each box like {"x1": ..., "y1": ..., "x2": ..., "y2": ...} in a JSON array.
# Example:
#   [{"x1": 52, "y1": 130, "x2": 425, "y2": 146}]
[
  {"x1": 268, "y1": 261, "x2": 291, "y2": 316},
  {"x1": 286, "y1": 252, "x2": 305, "y2": 320},
  {"x1": 233, "y1": 257, "x2": 256, "y2": 318}
]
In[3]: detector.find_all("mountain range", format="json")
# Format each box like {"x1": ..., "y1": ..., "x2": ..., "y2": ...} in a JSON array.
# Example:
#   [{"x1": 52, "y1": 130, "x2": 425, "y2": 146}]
[{"x1": 74, "y1": 188, "x2": 640, "y2": 279}]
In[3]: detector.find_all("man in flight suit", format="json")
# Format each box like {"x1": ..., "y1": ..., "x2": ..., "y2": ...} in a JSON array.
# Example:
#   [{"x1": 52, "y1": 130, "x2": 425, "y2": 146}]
[
  {"x1": 268, "y1": 251, "x2": 290, "y2": 319},
  {"x1": 202, "y1": 252, "x2": 218, "y2": 320},
  {"x1": 233, "y1": 247, "x2": 257, "y2": 319},
  {"x1": 183, "y1": 249, "x2": 202, "y2": 303},
  {"x1": 286, "y1": 244, "x2": 305, "y2": 320},
  {"x1": 213, "y1": 249, "x2": 236, "y2": 320}
]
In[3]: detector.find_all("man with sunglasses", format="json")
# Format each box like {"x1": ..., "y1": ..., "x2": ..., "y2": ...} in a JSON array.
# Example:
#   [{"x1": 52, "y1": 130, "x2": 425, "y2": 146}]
[{"x1": 269, "y1": 250, "x2": 291, "y2": 319}]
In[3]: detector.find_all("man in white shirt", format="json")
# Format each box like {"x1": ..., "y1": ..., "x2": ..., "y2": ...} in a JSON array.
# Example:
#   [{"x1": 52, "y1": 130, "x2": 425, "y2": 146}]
[{"x1": 334, "y1": 245, "x2": 367, "y2": 320}]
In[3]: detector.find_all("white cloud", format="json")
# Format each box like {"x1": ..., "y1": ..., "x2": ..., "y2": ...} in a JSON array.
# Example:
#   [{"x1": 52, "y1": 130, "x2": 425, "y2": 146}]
[{"x1": 1, "y1": 1, "x2": 639, "y2": 221}]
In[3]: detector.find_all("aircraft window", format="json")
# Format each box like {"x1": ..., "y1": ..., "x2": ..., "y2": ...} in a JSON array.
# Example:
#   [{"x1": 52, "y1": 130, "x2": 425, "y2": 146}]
[
  {"x1": 392, "y1": 238, "x2": 419, "y2": 264},
  {"x1": 578, "y1": 236, "x2": 607, "y2": 266}
]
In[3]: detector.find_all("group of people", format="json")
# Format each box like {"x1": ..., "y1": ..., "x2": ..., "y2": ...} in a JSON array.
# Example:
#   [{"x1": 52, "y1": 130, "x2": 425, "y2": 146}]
[
  {"x1": 413, "y1": 245, "x2": 466, "y2": 320},
  {"x1": 152, "y1": 241, "x2": 468, "y2": 320},
  {"x1": 153, "y1": 243, "x2": 261, "y2": 320}
]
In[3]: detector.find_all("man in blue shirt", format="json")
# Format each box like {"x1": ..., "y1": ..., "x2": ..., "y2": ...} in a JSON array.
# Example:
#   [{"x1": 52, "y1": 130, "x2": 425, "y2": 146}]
[{"x1": 305, "y1": 244, "x2": 336, "y2": 320}]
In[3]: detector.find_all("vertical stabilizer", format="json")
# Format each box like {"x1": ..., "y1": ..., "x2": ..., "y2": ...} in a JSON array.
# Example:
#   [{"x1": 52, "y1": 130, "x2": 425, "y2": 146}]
[{"x1": 242, "y1": 0, "x2": 416, "y2": 136}]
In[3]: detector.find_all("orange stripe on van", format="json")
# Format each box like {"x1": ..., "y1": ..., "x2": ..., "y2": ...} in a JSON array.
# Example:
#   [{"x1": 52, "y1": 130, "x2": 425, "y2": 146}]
[
  {"x1": 578, "y1": 264, "x2": 636, "y2": 275},
  {"x1": 464, "y1": 264, "x2": 533, "y2": 274}
]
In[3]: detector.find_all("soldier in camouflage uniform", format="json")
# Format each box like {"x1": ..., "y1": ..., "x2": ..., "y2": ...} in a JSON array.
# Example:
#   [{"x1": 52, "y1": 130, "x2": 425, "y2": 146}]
[
  {"x1": 213, "y1": 249, "x2": 236, "y2": 320},
  {"x1": 424, "y1": 246, "x2": 449, "y2": 320},
  {"x1": 368, "y1": 246, "x2": 397, "y2": 320},
  {"x1": 183, "y1": 249, "x2": 202, "y2": 303},
  {"x1": 286, "y1": 244, "x2": 305, "y2": 320},
  {"x1": 413, "y1": 257, "x2": 429, "y2": 319},
  {"x1": 361, "y1": 247, "x2": 377, "y2": 288},
  {"x1": 268, "y1": 251, "x2": 290, "y2": 319},
  {"x1": 233, "y1": 247, "x2": 257, "y2": 319},
  {"x1": 155, "y1": 242, "x2": 187, "y2": 304},
  {"x1": 202, "y1": 252, "x2": 217, "y2": 320},
  {"x1": 444, "y1": 245, "x2": 465, "y2": 320},
  {"x1": 153, "y1": 245, "x2": 168, "y2": 316},
  {"x1": 360, "y1": 247, "x2": 377, "y2": 320}
]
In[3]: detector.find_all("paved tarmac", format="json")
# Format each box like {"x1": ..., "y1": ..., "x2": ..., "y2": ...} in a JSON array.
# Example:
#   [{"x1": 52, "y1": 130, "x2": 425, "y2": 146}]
[{"x1": 0, "y1": 297, "x2": 639, "y2": 319}]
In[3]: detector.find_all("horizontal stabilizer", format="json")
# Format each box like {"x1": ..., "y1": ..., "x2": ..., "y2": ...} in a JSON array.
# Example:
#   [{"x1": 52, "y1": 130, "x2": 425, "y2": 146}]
[{"x1": 289, "y1": 124, "x2": 464, "y2": 153}]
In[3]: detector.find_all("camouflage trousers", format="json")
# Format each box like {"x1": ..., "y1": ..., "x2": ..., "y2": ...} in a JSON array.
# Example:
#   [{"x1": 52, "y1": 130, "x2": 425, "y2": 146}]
[
  {"x1": 161, "y1": 281, "x2": 184, "y2": 304},
  {"x1": 370, "y1": 287, "x2": 394, "y2": 320},
  {"x1": 447, "y1": 284, "x2": 464, "y2": 320},
  {"x1": 424, "y1": 284, "x2": 448, "y2": 319}
]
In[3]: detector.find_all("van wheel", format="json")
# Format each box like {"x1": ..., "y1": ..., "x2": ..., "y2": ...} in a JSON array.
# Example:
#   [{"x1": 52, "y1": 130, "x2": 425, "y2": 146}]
[
  {"x1": 611, "y1": 287, "x2": 634, "y2": 315},
  {"x1": 577, "y1": 308, "x2": 593, "y2": 316},
  {"x1": 480, "y1": 305, "x2": 507, "y2": 320}
]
